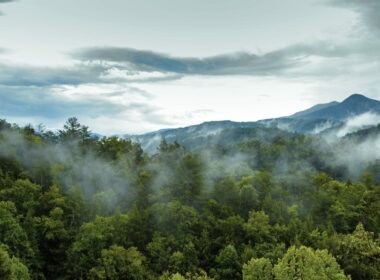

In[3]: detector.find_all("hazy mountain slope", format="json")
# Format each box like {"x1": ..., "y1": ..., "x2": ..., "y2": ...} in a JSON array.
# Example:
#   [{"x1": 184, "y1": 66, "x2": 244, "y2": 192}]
[
  {"x1": 128, "y1": 93, "x2": 380, "y2": 153},
  {"x1": 292, "y1": 94, "x2": 380, "y2": 121},
  {"x1": 257, "y1": 117, "x2": 342, "y2": 134},
  {"x1": 343, "y1": 123, "x2": 380, "y2": 142},
  {"x1": 130, "y1": 121, "x2": 271, "y2": 153},
  {"x1": 290, "y1": 101, "x2": 339, "y2": 118}
]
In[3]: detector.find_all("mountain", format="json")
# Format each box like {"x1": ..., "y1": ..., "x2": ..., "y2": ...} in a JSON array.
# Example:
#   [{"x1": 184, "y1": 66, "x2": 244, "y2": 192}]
[
  {"x1": 127, "y1": 93, "x2": 380, "y2": 153},
  {"x1": 236, "y1": 93, "x2": 380, "y2": 133},
  {"x1": 290, "y1": 101, "x2": 339, "y2": 119},
  {"x1": 129, "y1": 121, "x2": 267, "y2": 152},
  {"x1": 291, "y1": 94, "x2": 380, "y2": 121}
]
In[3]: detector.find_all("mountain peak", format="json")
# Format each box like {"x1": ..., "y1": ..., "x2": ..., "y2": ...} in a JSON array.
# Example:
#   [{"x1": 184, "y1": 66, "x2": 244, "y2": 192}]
[
  {"x1": 342, "y1": 93, "x2": 372, "y2": 103},
  {"x1": 290, "y1": 93, "x2": 380, "y2": 121}
]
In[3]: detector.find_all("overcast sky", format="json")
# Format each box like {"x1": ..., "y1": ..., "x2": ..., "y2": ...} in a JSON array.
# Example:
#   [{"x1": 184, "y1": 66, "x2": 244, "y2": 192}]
[{"x1": 1, "y1": 0, "x2": 380, "y2": 134}]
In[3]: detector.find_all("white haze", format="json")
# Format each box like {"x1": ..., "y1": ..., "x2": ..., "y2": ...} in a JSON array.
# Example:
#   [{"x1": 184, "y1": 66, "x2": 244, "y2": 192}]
[
  {"x1": 334, "y1": 136, "x2": 380, "y2": 179},
  {"x1": 312, "y1": 121, "x2": 334, "y2": 135},
  {"x1": 337, "y1": 112, "x2": 380, "y2": 137},
  {"x1": 0, "y1": 130, "x2": 133, "y2": 213}
]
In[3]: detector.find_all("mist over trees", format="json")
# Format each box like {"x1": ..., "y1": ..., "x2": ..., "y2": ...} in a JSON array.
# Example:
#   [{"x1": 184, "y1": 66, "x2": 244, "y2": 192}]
[{"x1": 0, "y1": 117, "x2": 379, "y2": 279}]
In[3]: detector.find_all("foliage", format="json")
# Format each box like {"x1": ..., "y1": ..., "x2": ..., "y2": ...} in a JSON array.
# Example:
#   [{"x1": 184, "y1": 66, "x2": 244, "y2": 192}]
[
  {"x1": 0, "y1": 117, "x2": 378, "y2": 279},
  {"x1": 242, "y1": 258, "x2": 273, "y2": 280},
  {"x1": 273, "y1": 246, "x2": 349, "y2": 280},
  {"x1": 0, "y1": 245, "x2": 30, "y2": 280}
]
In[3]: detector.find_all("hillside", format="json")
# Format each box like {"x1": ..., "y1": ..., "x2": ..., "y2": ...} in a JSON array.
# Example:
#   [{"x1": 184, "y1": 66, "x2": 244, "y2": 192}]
[
  {"x1": 129, "y1": 94, "x2": 380, "y2": 152},
  {"x1": 291, "y1": 94, "x2": 380, "y2": 121},
  {"x1": 0, "y1": 116, "x2": 379, "y2": 279}
]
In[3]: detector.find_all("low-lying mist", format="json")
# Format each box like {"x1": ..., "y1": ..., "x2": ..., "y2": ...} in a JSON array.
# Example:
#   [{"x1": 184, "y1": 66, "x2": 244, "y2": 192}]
[
  {"x1": 0, "y1": 126, "x2": 137, "y2": 214},
  {"x1": 1, "y1": 114, "x2": 380, "y2": 216}
]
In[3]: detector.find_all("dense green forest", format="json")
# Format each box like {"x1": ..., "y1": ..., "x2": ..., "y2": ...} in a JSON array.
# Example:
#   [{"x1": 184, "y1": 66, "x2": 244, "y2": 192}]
[{"x1": 0, "y1": 117, "x2": 379, "y2": 279}]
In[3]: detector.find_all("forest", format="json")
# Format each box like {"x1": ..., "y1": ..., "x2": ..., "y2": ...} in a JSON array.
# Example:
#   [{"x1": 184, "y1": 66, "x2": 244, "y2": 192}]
[{"x1": 0, "y1": 117, "x2": 379, "y2": 280}]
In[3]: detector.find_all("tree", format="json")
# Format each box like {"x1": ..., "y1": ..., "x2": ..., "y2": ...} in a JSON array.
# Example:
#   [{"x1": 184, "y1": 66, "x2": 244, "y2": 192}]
[
  {"x1": 168, "y1": 242, "x2": 199, "y2": 275},
  {"x1": 152, "y1": 201, "x2": 200, "y2": 243},
  {"x1": 361, "y1": 187, "x2": 380, "y2": 233},
  {"x1": 160, "y1": 271, "x2": 214, "y2": 280},
  {"x1": 243, "y1": 258, "x2": 273, "y2": 280},
  {"x1": 146, "y1": 235, "x2": 173, "y2": 274},
  {"x1": 212, "y1": 244, "x2": 241, "y2": 280},
  {"x1": 59, "y1": 117, "x2": 91, "y2": 143},
  {"x1": 67, "y1": 214, "x2": 130, "y2": 278},
  {"x1": 0, "y1": 179, "x2": 41, "y2": 216},
  {"x1": 211, "y1": 177, "x2": 241, "y2": 211},
  {"x1": 237, "y1": 177, "x2": 259, "y2": 218},
  {"x1": 244, "y1": 211, "x2": 272, "y2": 244},
  {"x1": 244, "y1": 211, "x2": 285, "y2": 261},
  {"x1": 329, "y1": 223, "x2": 380, "y2": 280},
  {"x1": 0, "y1": 201, "x2": 33, "y2": 259},
  {"x1": 252, "y1": 171, "x2": 273, "y2": 211},
  {"x1": 0, "y1": 246, "x2": 30, "y2": 280},
  {"x1": 273, "y1": 246, "x2": 349, "y2": 280},
  {"x1": 38, "y1": 206, "x2": 70, "y2": 277},
  {"x1": 175, "y1": 154, "x2": 203, "y2": 205},
  {"x1": 132, "y1": 171, "x2": 154, "y2": 210},
  {"x1": 89, "y1": 245, "x2": 149, "y2": 280}
]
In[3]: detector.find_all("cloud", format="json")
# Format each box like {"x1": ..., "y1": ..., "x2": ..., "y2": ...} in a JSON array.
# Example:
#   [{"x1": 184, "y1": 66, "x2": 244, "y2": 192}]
[
  {"x1": 70, "y1": 40, "x2": 380, "y2": 81},
  {"x1": 0, "y1": 57, "x2": 185, "y2": 133},
  {"x1": 0, "y1": 41, "x2": 355, "y2": 91},
  {"x1": 0, "y1": 63, "x2": 102, "y2": 86},
  {"x1": 0, "y1": 39, "x2": 371, "y2": 134},
  {"x1": 0, "y1": 85, "x2": 126, "y2": 119},
  {"x1": 1, "y1": 39, "x2": 375, "y2": 89},
  {"x1": 0, "y1": 0, "x2": 17, "y2": 16},
  {"x1": 337, "y1": 112, "x2": 380, "y2": 137},
  {"x1": 334, "y1": 134, "x2": 380, "y2": 179},
  {"x1": 72, "y1": 43, "x2": 350, "y2": 76},
  {"x1": 0, "y1": 81, "x2": 179, "y2": 134},
  {"x1": 329, "y1": 0, "x2": 380, "y2": 33},
  {"x1": 0, "y1": 60, "x2": 182, "y2": 88},
  {"x1": 1, "y1": 3, "x2": 380, "y2": 133}
]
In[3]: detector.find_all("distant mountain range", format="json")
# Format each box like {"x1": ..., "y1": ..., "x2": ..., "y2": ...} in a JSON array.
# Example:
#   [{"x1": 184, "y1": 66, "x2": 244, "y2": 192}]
[
  {"x1": 290, "y1": 94, "x2": 380, "y2": 120},
  {"x1": 127, "y1": 93, "x2": 380, "y2": 153}
]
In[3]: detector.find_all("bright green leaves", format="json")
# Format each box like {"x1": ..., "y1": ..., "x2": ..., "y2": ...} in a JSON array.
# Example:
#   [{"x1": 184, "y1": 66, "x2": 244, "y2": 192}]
[
  {"x1": 0, "y1": 246, "x2": 30, "y2": 280},
  {"x1": 243, "y1": 246, "x2": 349, "y2": 280}
]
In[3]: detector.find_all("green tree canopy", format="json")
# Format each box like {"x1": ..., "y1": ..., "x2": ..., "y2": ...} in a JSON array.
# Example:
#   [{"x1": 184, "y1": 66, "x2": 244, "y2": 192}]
[
  {"x1": 243, "y1": 257, "x2": 273, "y2": 280},
  {"x1": 273, "y1": 246, "x2": 349, "y2": 280}
]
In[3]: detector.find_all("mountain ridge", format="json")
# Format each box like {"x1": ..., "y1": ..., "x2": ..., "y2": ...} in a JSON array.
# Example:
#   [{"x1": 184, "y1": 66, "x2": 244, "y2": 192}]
[
  {"x1": 127, "y1": 93, "x2": 380, "y2": 152},
  {"x1": 292, "y1": 93, "x2": 380, "y2": 121}
]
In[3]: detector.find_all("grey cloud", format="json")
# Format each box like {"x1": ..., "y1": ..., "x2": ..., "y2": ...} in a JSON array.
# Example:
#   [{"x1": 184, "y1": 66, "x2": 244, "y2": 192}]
[
  {"x1": 0, "y1": 63, "x2": 107, "y2": 86},
  {"x1": 0, "y1": 41, "x2": 366, "y2": 89},
  {"x1": 0, "y1": 59, "x2": 178, "y2": 130},
  {"x1": 71, "y1": 43, "x2": 358, "y2": 76},
  {"x1": 0, "y1": 0, "x2": 17, "y2": 15},
  {"x1": 72, "y1": 47, "x2": 302, "y2": 76},
  {"x1": 102, "y1": 87, "x2": 153, "y2": 98},
  {"x1": 0, "y1": 84, "x2": 175, "y2": 131},
  {"x1": 0, "y1": 39, "x2": 378, "y2": 106},
  {"x1": 0, "y1": 61, "x2": 181, "y2": 87},
  {"x1": 329, "y1": 0, "x2": 380, "y2": 33},
  {"x1": 1, "y1": 37, "x2": 378, "y2": 131},
  {"x1": 0, "y1": 42, "x2": 366, "y2": 91},
  {"x1": 0, "y1": 85, "x2": 126, "y2": 119}
]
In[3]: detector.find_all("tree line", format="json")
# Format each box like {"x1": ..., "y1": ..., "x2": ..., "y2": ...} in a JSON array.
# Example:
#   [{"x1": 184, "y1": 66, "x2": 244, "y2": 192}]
[{"x1": 0, "y1": 117, "x2": 379, "y2": 279}]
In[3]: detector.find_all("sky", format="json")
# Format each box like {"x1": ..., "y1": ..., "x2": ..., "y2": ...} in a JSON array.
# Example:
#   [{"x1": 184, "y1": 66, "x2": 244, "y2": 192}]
[{"x1": 1, "y1": 0, "x2": 380, "y2": 135}]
